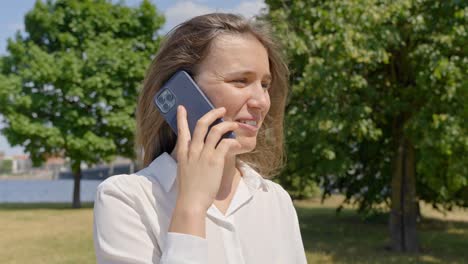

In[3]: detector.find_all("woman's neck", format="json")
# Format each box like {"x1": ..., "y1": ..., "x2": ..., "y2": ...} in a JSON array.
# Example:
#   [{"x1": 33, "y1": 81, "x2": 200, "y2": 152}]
[{"x1": 216, "y1": 154, "x2": 241, "y2": 200}]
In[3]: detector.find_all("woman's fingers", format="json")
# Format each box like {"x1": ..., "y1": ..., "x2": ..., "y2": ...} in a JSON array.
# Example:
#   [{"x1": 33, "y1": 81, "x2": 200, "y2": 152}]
[
  {"x1": 173, "y1": 105, "x2": 241, "y2": 215},
  {"x1": 215, "y1": 138, "x2": 242, "y2": 157},
  {"x1": 203, "y1": 121, "x2": 238, "y2": 150},
  {"x1": 176, "y1": 105, "x2": 191, "y2": 162},
  {"x1": 189, "y1": 107, "x2": 226, "y2": 158}
]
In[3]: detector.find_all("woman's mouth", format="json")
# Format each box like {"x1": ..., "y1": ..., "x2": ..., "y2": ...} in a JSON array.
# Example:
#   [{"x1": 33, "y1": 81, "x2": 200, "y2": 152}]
[{"x1": 236, "y1": 120, "x2": 258, "y2": 134}]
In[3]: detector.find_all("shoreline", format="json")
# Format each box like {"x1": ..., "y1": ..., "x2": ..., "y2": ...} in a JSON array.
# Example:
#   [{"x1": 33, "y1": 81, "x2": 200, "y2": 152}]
[{"x1": 0, "y1": 174, "x2": 55, "y2": 180}]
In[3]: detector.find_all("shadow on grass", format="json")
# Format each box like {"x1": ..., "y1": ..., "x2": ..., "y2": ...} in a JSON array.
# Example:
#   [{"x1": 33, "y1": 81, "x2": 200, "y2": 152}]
[
  {"x1": 0, "y1": 202, "x2": 94, "y2": 210},
  {"x1": 296, "y1": 203, "x2": 468, "y2": 264}
]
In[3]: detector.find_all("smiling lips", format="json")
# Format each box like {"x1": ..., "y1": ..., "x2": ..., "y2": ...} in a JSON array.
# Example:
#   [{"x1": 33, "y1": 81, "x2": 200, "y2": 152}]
[{"x1": 235, "y1": 119, "x2": 259, "y2": 133}]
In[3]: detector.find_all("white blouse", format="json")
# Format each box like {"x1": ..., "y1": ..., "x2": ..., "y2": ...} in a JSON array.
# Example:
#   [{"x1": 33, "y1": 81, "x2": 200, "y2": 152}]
[{"x1": 93, "y1": 152, "x2": 308, "y2": 264}]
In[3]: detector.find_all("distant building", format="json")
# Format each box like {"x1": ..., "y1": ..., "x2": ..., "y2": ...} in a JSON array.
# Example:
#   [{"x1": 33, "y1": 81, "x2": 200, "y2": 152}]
[
  {"x1": 0, "y1": 153, "x2": 134, "y2": 179},
  {"x1": 58, "y1": 157, "x2": 134, "y2": 180},
  {"x1": 0, "y1": 154, "x2": 32, "y2": 174},
  {"x1": 45, "y1": 156, "x2": 67, "y2": 179},
  {"x1": 0, "y1": 154, "x2": 67, "y2": 178}
]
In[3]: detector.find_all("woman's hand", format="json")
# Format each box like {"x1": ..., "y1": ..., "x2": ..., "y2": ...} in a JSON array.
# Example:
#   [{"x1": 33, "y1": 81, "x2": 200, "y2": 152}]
[{"x1": 168, "y1": 105, "x2": 241, "y2": 238}]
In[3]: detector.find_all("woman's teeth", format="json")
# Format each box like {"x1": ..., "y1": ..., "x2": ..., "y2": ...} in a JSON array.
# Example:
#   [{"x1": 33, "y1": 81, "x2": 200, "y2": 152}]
[{"x1": 239, "y1": 120, "x2": 257, "y2": 126}]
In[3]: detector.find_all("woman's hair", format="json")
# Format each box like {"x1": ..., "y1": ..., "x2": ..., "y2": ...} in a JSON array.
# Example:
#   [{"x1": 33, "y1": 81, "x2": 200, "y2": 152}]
[{"x1": 135, "y1": 13, "x2": 289, "y2": 178}]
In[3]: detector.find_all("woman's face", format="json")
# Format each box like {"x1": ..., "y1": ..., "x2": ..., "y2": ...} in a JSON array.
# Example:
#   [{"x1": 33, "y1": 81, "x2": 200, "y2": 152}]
[{"x1": 194, "y1": 33, "x2": 271, "y2": 154}]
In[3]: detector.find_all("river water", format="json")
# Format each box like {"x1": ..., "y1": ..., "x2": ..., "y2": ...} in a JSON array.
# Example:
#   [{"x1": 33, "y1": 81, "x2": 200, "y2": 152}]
[{"x1": 0, "y1": 179, "x2": 102, "y2": 203}]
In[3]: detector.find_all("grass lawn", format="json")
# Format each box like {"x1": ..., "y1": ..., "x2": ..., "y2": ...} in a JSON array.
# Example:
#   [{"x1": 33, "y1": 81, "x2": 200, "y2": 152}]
[
  {"x1": 0, "y1": 196, "x2": 466, "y2": 263},
  {"x1": 296, "y1": 195, "x2": 468, "y2": 263},
  {"x1": 0, "y1": 202, "x2": 95, "y2": 264}
]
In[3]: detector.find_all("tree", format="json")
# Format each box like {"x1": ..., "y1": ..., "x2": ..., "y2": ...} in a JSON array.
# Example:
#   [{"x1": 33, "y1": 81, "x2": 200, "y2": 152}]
[
  {"x1": 0, "y1": 0, "x2": 165, "y2": 208},
  {"x1": 266, "y1": 0, "x2": 467, "y2": 252},
  {"x1": 0, "y1": 159, "x2": 13, "y2": 174}
]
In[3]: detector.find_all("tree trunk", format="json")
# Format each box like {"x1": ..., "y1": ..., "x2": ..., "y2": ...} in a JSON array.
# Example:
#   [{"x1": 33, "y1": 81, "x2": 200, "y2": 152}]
[
  {"x1": 72, "y1": 160, "x2": 82, "y2": 209},
  {"x1": 416, "y1": 201, "x2": 422, "y2": 223},
  {"x1": 390, "y1": 119, "x2": 419, "y2": 252}
]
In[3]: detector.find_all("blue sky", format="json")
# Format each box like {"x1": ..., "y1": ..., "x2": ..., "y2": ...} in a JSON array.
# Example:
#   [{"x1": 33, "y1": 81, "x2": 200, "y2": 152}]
[{"x1": 0, "y1": 0, "x2": 266, "y2": 156}]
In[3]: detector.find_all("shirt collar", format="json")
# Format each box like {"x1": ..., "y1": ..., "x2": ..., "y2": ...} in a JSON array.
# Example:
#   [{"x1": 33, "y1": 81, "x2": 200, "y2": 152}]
[
  {"x1": 237, "y1": 159, "x2": 270, "y2": 192},
  {"x1": 137, "y1": 152, "x2": 270, "y2": 193}
]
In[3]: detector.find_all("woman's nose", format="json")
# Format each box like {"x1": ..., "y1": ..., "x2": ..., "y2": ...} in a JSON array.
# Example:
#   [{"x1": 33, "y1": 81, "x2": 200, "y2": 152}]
[{"x1": 247, "y1": 81, "x2": 270, "y2": 109}]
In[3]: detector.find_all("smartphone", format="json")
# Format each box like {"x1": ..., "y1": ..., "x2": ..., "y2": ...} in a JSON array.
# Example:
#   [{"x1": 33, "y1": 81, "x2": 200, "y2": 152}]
[{"x1": 153, "y1": 70, "x2": 236, "y2": 141}]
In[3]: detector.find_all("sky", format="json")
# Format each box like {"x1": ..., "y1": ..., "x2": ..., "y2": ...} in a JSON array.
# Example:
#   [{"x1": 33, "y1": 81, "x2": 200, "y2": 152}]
[{"x1": 0, "y1": 0, "x2": 267, "y2": 156}]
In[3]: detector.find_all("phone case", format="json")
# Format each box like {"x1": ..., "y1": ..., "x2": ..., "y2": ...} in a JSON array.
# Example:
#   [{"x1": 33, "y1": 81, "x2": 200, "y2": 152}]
[{"x1": 153, "y1": 70, "x2": 236, "y2": 141}]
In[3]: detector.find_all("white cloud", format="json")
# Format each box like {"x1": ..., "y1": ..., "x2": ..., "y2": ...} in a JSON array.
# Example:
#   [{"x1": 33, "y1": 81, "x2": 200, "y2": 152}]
[
  {"x1": 161, "y1": 0, "x2": 267, "y2": 33},
  {"x1": 162, "y1": 1, "x2": 215, "y2": 32},
  {"x1": 0, "y1": 136, "x2": 24, "y2": 156},
  {"x1": 6, "y1": 23, "x2": 24, "y2": 32},
  {"x1": 231, "y1": 0, "x2": 267, "y2": 18}
]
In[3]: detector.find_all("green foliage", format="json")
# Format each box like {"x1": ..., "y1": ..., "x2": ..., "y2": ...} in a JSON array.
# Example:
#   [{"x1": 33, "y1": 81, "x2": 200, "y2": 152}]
[
  {"x1": 0, "y1": 0, "x2": 164, "y2": 167},
  {"x1": 0, "y1": 159, "x2": 13, "y2": 174},
  {"x1": 266, "y1": 0, "x2": 467, "y2": 210}
]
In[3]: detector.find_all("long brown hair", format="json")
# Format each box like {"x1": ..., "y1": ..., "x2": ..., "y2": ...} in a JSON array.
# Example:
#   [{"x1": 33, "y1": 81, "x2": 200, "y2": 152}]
[{"x1": 135, "y1": 13, "x2": 289, "y2": 178}]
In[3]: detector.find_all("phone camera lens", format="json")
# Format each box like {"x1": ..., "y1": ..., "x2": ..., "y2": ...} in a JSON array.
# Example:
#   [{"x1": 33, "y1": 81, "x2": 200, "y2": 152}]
[
  {"x1": 162, "y1": 103, "x2": 169, "y2": 111},
  {"x1": 166, "y1": 93, "x2": 174, "y2": 101},
  {"x1": 158, "y1": 96, "x2": 165, "y2": 104}
]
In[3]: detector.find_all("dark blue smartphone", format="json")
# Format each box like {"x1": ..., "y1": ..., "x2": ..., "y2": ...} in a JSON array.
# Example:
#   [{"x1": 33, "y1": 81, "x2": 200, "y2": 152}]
[{"x1": 153, "y1": 70, "x2": 236, "y2": 141}]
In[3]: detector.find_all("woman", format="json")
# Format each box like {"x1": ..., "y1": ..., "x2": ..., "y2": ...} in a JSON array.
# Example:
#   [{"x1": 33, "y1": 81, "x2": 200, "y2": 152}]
[{"x1": 93, "y1": 13, "x2": 307, "y2": 264}]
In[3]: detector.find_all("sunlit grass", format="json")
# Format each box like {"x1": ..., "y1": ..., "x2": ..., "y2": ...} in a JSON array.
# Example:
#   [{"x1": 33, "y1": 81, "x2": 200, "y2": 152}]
[
  {"x1": 0, "y1": 197, "x2": 466, "y2": 263},
  {"x1": 0, "y1": 203, "x2": 95, "y2": 264}
]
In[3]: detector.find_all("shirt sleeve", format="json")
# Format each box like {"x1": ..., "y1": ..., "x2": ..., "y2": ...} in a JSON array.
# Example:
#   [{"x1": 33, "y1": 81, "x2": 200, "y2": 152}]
[
  {"x1": 93, "y1": 176, "x2": 209, "y2": 264},
  {"x1": 289, "y1": 201, "x2": 308, "y2": 264},
  {"x1": 161, "y1": 232, "x2": 208, "y2": 263},
  {"x1": 280, "y1": 186, "x2": 308, "y2": 264}
]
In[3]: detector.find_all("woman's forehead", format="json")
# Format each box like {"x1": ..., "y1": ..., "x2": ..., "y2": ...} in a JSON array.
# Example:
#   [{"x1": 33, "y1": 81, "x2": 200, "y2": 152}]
[
  {"x1": 201, "y1": 33, "x2": 270, "y2": 75},
  {"x1": 210, "y1": 33, "x2": 266, "y2": 54}
]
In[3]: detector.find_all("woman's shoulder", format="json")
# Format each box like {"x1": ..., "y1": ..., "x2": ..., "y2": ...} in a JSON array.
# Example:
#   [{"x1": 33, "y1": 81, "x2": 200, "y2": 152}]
[
  {"x1": 97, "y1": 173, "x2": 150, "y2": 189},
  {"x1": 238, "y1": 159, "x2": 292, "y2": 201},
  {"x1": 95, "y1": 173, "x2": 158, "y2": 201},
  {"x1": 261, "y1": 179, "x2": 295, "y2": 204}
]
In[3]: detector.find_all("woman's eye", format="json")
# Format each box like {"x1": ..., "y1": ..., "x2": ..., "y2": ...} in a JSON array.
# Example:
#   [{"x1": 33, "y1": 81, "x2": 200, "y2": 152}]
[
  {"x1": 232, "y1": 79, "x2": 247, "y2": 84},
  {"x1": 230, "y1": 79, "x2": 270, "y2": 90}
]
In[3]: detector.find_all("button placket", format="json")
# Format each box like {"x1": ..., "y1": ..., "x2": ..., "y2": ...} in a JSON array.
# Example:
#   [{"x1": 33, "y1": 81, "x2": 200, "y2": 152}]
[
  {"x1": 220, "y1": 215, "x2": 245, "y2": 264},
  {"x1": 205, "y1": 176, "x2": 256, "y2": 264}
]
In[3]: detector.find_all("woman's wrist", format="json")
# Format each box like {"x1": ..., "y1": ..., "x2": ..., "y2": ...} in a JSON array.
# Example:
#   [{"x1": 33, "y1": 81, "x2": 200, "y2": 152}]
[{"x1": 168, "y1": 200, "x2": 207, "y2": 238}]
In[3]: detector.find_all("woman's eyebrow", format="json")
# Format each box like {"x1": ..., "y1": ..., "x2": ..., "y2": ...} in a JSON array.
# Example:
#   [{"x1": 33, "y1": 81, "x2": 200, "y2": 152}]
[{"x1": 225, "y1": 70, "x2": 272, "y2": 81}]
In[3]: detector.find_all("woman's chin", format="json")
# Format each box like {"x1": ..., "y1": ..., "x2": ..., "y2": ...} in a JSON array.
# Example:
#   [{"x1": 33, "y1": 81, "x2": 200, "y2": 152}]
[{"x1": 235, "y1": 136, "x2": 257, "y2": 154}]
